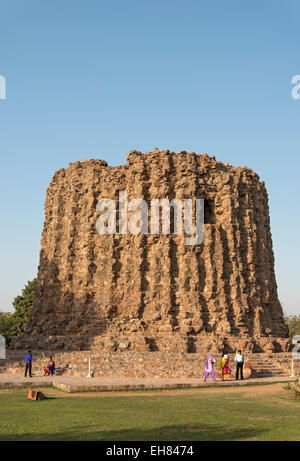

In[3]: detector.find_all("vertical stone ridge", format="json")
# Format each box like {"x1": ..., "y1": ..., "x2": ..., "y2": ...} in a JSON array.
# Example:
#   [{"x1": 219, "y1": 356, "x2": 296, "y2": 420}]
[{"x1": 22, "y1": 151, "x2": 289, "y2": 353}]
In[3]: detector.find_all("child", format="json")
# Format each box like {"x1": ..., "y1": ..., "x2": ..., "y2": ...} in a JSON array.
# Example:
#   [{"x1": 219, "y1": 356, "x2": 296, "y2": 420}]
[
  {"x1": 44, "y1": 357, "x2": 56, "y2": 376},
  {"x1": 220, "y1": 354, "x2": 231, "y2": 380}
]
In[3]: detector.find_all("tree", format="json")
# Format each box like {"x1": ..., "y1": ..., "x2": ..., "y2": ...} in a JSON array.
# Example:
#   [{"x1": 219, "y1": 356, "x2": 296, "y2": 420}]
[
  {"x1": 9, "y1": 279, "x2": 37, "y2": 337},
  {"x1": 283, "y1": 314, "x2": 300, "y2": 339},
  {"x1": 0, "y1": 312, "x2": 13, "y2": 343}
]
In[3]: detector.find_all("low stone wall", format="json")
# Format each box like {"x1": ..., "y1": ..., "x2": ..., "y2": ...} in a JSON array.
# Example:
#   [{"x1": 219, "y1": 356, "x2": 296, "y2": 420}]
[{"x1": 0, "y1": 350, "x2": 297, "y2": 379}]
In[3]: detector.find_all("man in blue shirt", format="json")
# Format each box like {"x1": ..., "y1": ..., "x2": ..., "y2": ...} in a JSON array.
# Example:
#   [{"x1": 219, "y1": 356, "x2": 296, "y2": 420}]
[{"x1": 24, "y1": 350, "x2": 32, "y2": 377}]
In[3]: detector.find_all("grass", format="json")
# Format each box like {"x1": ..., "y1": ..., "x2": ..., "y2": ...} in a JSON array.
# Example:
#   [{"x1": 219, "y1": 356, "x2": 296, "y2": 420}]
[
  {"x1": 282, "y1": 382, "x2": 300, "y2": 398},
  {"x1": 0, "y1": 383, "x2": 299, "y2": 441}
]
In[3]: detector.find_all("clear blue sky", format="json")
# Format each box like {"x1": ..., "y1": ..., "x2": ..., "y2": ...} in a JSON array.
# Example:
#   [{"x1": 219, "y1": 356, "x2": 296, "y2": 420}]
[{"x1": 0, "y1": 0, "x2": 299, "y2": 315}]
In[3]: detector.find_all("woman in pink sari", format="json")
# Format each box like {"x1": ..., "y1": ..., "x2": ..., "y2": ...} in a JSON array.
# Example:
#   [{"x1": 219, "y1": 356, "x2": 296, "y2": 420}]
[{"x1": 203, "y1": 354, "x2": 216, "y2": 382}]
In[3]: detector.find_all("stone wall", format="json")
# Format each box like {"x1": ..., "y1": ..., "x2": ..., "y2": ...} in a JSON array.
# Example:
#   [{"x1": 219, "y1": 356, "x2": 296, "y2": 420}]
[
  {"x1": 0, "y1": 350, "x2": 297, "y2": 379},
  {"x1": 12, "y1": 150, "x2": 289, "y2": 353}
]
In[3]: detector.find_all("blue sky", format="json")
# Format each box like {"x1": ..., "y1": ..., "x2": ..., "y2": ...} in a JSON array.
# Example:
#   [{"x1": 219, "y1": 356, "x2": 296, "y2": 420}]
[{"x1": 0, "y1": 0, "x2": 299, "y2": 315}]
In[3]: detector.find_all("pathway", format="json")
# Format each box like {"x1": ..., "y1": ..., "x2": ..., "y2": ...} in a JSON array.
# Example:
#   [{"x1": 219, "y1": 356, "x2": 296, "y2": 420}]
[{"x1": 0, "y1": 373, "x2": 297, "y2": 393}]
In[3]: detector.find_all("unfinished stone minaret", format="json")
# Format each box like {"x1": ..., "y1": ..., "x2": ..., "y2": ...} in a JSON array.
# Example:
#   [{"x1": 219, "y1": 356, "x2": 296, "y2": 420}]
[{"x1": 15, "y1": 150, "x2": 289, "y2": 353}]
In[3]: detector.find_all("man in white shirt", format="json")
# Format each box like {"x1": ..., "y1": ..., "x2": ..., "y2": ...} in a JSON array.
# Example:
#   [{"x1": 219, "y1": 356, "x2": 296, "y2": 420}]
[{"x1": 234, "y1": 349, "x2": 244, "y2": 380}]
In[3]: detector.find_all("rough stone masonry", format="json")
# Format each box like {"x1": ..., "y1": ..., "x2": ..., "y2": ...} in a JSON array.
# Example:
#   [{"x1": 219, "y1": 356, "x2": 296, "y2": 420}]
[{"x1": 13, "y1": 149, "x2": 290, "y2": 354}]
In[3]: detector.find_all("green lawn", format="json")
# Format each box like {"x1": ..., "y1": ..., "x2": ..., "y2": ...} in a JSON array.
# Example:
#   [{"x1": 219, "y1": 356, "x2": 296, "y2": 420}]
[{"x1": 0, "y1": 384, "x2": 299, "y2": 441}]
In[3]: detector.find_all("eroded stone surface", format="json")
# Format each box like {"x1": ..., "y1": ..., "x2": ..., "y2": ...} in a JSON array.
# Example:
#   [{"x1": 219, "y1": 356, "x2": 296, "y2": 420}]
[{"x1": 12, "y1": 150, "x2": 289, "y2": 353}]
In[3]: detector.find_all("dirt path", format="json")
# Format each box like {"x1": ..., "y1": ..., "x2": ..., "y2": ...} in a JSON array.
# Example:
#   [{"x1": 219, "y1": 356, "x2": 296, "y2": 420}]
[{"x1": 35, "y1": 382, "x2": 285, "y2": 399}]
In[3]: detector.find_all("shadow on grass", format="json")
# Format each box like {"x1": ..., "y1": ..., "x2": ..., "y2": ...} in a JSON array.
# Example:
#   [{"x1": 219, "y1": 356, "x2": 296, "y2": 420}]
[{"x1": 0, "y1": 424, "x2": 267, "y2": 442}]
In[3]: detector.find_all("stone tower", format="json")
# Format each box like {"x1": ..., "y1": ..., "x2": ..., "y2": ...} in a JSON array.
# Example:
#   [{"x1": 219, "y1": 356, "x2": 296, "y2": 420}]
[{"x1": 16, "y1": 150, "x2": 289, "y2": 353}]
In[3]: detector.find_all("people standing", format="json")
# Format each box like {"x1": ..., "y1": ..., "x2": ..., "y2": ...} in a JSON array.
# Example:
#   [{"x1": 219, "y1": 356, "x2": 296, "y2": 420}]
[
  {"x1": 234, "y1": 349, "x2": 244, "y2": 380},
  {"x1": 203, "y1": 354, "x2": 216, "y2": 382},
  {"x1": 24, "y1": 350, "x2": 32, "y2": 378}
]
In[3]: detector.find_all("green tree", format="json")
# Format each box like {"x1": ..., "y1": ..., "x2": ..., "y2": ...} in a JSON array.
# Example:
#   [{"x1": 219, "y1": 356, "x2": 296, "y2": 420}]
[
  {"x1": 0, "y1": 312, "x2": 13, "y2": 342},
  {"x1": 9, "y1": 279, "x2": 37, "y2": 337},
  {"x1": 284, "y1": 314, "x2": 300, "y2": 339}
]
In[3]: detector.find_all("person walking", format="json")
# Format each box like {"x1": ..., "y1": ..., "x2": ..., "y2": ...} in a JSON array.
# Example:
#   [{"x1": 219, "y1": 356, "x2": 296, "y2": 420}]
[
  {"x1": 24, "y1": 350, "x2": 32, "y2": 378},
  {"x1": 203, "y1": 354, "x2": 216, "y2": 382},
  {"x1": 234, "y1": 349, "x2": 244, "y2": 380}
]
